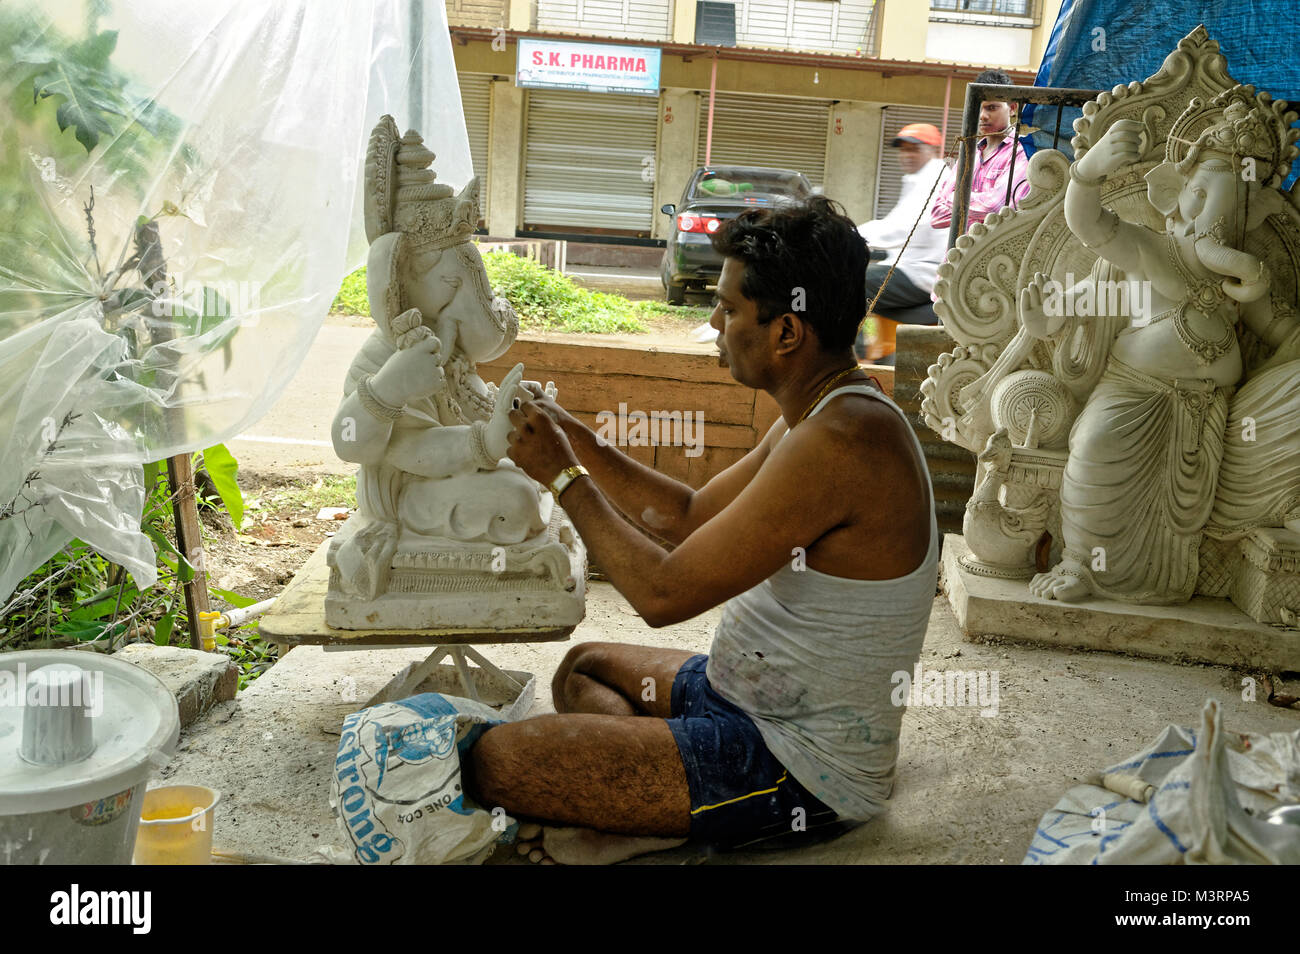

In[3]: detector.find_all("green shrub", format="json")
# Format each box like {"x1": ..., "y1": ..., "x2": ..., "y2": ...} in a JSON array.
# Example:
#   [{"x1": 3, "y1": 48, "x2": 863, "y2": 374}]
[
  {"x1": 333, "y1": 267, "x2": 370, "y2": 316},
  {"x1": 330, "y1": 251, "x2": 710, "y2": 332}
]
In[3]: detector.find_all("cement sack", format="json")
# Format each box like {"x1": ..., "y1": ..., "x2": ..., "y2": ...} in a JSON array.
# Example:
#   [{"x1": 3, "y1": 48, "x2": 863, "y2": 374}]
[
  {"x1": 1025, "y1": 699, "x2": 1300, "y2": 864},
  {"x1": 324, "y1": 692, "x2": 516, "y2": 865}
]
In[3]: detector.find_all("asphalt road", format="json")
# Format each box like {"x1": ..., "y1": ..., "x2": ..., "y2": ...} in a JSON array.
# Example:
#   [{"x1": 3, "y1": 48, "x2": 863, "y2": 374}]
[{"x1": 228, "y1": 319, "x2": 370, "y2": 478}]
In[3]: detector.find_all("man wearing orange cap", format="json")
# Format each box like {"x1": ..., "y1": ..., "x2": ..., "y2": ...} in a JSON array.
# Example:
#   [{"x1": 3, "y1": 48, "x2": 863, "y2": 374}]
[{"x1": 854, "y1": 123, "x2": 949, "y2": 356}]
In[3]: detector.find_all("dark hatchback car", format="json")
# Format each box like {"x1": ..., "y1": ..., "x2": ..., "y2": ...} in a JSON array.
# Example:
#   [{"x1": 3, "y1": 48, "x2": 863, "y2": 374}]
[{"x1": 659, "y1": 165, "x2": 815, "y2": 303}]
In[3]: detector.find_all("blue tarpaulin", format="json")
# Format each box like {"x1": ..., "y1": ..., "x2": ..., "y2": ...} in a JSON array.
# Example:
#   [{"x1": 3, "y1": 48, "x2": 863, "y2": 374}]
[{"x1": 1023, "y1": 0, "x2": 1300, "y2": 187}]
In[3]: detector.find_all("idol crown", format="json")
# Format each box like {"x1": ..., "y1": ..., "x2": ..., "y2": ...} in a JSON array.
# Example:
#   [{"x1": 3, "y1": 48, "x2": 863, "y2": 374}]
[
  {"x1": 1170, "y1": 86, "x2": 1300, "y2": 188},
  {"x1": 364, "y1": 114, "x2": 480, "y2": 248}
]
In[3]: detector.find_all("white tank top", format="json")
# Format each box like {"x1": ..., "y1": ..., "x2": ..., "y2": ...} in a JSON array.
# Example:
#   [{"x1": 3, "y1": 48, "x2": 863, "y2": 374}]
[{"x1": 705, "y1": 383, "x2": 939, "y2": 820}]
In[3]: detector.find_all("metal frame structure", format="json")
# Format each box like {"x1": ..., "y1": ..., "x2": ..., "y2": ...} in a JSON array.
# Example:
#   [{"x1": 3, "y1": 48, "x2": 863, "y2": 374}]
[{"x1": 945, "y1": 82, "x2": 1104, "y2": 250}]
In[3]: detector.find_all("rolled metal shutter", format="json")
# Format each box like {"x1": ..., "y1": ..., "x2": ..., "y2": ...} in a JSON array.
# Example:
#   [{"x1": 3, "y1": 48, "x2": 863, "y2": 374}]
[
  {"x1": 458, "y1": 72, "x2": 492, "y2": 222},
  {"x1": 695, "y1": 91, "x2": 830, "y2": 187},
  {"x1": 523, "y1": 89, "x2": 659, "y2": 233},
  {"x1": 874, "y1": 104, "x2": 952, "y2": 218}
]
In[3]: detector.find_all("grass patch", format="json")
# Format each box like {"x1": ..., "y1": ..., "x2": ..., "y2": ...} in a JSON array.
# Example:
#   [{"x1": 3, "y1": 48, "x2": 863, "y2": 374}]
[
  {"x1": 627, "y1": 299, "x2": 712, "y2": 323},
  {"x1": 479, "y1": 251, "x2": 646, "y2": 333},
  {"x1": 244, "y1": 474, "x2": 357, "y2": 516},
  {"x1": 331, "y1": 251, "x2": 710, "y2": 333}
]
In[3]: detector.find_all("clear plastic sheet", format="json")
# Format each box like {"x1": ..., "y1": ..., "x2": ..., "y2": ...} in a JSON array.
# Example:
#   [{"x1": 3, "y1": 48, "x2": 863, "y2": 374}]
[{"x1": 0, "y1": 0, "x2": 473, "y2": 601}]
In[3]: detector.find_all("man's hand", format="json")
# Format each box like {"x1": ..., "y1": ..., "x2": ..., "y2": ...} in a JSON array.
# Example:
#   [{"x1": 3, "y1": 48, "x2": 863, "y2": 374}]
[
  {"x1": 506, "y1": 399, "x2": 579, "y2": 488},
  {"x1": 518, "y1": 380, "x2": 573, "y2": 429}
]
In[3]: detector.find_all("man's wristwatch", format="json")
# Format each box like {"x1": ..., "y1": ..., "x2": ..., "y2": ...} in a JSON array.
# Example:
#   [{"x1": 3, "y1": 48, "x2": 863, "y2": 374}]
[{"x1": 549, "y1": 464, "x2": 589, "y2": 500}]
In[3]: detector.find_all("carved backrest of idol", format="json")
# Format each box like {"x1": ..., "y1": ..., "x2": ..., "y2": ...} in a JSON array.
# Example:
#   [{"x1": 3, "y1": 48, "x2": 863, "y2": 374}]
[{"x1": 927, "y1": 25, "x2": 1300, "y2": 456}]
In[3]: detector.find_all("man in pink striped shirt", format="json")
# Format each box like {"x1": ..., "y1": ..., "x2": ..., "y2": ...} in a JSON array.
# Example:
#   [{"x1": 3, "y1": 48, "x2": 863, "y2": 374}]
[{"x1": 931, "y1": 70, "x2": 1030, "y2": 231}]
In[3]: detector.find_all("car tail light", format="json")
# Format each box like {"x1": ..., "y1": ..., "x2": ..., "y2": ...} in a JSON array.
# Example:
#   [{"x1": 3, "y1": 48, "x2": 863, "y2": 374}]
[{"x1": 677, "y1": 213, "x2": 721, "y2": 234}]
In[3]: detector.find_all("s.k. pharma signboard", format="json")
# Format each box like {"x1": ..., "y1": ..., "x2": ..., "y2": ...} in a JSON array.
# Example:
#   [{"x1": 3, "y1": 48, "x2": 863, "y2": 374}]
[{"x1": 516, "y1": 38, "x2": 661, "y2": 96}]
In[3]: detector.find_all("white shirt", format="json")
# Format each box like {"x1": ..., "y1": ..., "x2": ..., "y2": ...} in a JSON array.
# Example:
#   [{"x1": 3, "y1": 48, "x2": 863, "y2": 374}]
[{"x1": 857, "y1": 156, "x2": 949, "y2": 294}]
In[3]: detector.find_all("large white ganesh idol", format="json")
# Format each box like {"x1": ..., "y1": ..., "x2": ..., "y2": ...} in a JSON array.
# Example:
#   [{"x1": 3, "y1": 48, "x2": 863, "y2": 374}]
[
  {"x1": 921, "y1": 27, "x2": 1300, "y2": 626},
  {"x1": 325, "y1": 116, "x2": 585, "y2": 630}
]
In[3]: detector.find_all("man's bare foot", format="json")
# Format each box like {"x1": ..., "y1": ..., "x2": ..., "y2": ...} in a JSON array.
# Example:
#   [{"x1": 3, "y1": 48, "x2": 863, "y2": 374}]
[
  {"x1": 512, "y1": 820, "x2": 687, "y2": 865},
  {"x1": 542, "y1": 825, "x2": 688, "y2": 865},
  {"x1": 514, "y1": 822, "x2": 556, "y2": 864},
  {"x1": 1029, "y1": 557, "x2": 1092, "y2": 601}
]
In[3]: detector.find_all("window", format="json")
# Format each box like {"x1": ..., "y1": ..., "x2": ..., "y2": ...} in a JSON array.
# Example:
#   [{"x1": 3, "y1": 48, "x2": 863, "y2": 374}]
[
  {"x1": 929, "y1": 0, "x2": 1041, "y2": 24},
  {"x1": 931, "y1": 0, "x2": 1030, "y2": 14}
]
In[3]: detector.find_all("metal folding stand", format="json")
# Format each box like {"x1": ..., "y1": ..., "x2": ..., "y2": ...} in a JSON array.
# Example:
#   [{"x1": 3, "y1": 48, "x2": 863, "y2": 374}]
[
  {"x1": 259, "y1": 540, "x2": 573, "y2": 720},
  {"x1": 945, "y1": 82, "x2": 1104, "y2": 250},
  {"x1": 322, "y1": 640, "x2": 538, "y2": 719}
]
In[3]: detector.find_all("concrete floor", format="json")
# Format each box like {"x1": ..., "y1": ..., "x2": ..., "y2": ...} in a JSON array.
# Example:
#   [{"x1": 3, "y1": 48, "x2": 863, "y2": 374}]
[{"x1": 160, "y1": 579, "x2": 1299, "y2": 865}]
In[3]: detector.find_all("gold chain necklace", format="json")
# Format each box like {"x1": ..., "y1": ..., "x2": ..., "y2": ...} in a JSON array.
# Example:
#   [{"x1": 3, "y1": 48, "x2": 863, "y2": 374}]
[{"x1": 797, "y1": 366, "x2": 863, "y2": 424}]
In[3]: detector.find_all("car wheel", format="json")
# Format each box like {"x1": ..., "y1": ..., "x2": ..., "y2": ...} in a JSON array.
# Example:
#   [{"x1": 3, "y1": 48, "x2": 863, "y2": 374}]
[{"x1": 666, "y1": 281, "x2": 686, "y2": 305}]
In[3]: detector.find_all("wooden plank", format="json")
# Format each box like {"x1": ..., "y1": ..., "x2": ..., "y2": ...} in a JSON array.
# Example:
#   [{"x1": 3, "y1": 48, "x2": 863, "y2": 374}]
[
  {"x1": 482, "y1": 369, "x2": 757, "y2": 427},
  {"x1": 686, "y1": 445, "x2": 747, "y2": 487},
  {"x1": 754, "y1": 389, "x2": 782, "y2": 437},
  {"x1": 621, "y1": 442, "x2": 655, "y2": 468},
  {"x1": 567, "y1": 411, "x2": 756, "y2": 450},
  {"x1": 166, "y1": 453, "x2": 211, "y2": 649},
  {"x1": 652, "y1": 444, "x2": 692, "y2": 483},
  {"x1": 862, "y1": 363, "x2": 895, "y2": 397},
  {"x1": 483, "y1": 337, "x2": 735, "y2": 383}
]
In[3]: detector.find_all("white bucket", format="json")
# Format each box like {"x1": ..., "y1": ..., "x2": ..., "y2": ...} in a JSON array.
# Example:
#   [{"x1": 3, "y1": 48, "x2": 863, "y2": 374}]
[{"x1": 0, "y1": 650, "x2": 179, "y2": 865}]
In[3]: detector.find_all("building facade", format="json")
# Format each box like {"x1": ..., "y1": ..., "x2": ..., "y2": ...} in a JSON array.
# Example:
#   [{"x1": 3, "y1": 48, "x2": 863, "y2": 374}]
[{"x1": 447, "y1": 0, "x2": 1061, "y2": 241}]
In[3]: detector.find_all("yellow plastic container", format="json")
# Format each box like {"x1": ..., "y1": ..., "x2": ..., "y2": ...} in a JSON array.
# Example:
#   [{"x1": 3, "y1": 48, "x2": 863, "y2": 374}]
[{"x1": 133, "y1": 785, "x2": 220, "y2": 865}]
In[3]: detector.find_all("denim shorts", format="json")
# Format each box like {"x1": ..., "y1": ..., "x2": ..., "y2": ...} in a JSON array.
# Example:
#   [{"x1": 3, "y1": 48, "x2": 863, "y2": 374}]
[{"x1": 665, "y1": 654, "x2": 841, "y2": 849}]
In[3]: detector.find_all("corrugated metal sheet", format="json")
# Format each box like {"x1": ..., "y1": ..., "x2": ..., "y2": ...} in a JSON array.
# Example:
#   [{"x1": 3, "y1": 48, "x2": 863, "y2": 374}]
[
  {"x1": 537, "y1": 0, "x2": 673, "y2": 40},
  {"x1": 523, "y1": 89, "x2": 659, "y2": 232},
  {"x1": 874, "y1": 104, "x2": 954, "y2": 219},
  {"x1": 892, "y1": 325, "x2": 975, "y2": 534},
  {"x1": 459, "y1": 72, "x2": 492, "y2": 222},
  {"x1": 696, "y1": 92, "x2": 830, "y2": 187}
]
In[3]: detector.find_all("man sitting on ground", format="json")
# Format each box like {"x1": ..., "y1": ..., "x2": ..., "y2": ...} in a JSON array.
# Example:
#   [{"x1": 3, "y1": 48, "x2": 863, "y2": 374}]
[{"x1": 466, "y1": 196, "x2": 939, "y2": 860}]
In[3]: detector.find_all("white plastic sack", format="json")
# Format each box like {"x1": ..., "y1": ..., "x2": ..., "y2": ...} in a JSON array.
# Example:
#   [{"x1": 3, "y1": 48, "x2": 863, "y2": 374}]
[
  {"x1": 0, "y1": 0, "x2": 472, "y2": 601},
  {"x1": 1024, "y1": 700, "x2": 1300, "y2": 864},
  {"x1": 326, "y1": 693, "x2": 517, "y2": 865}
]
